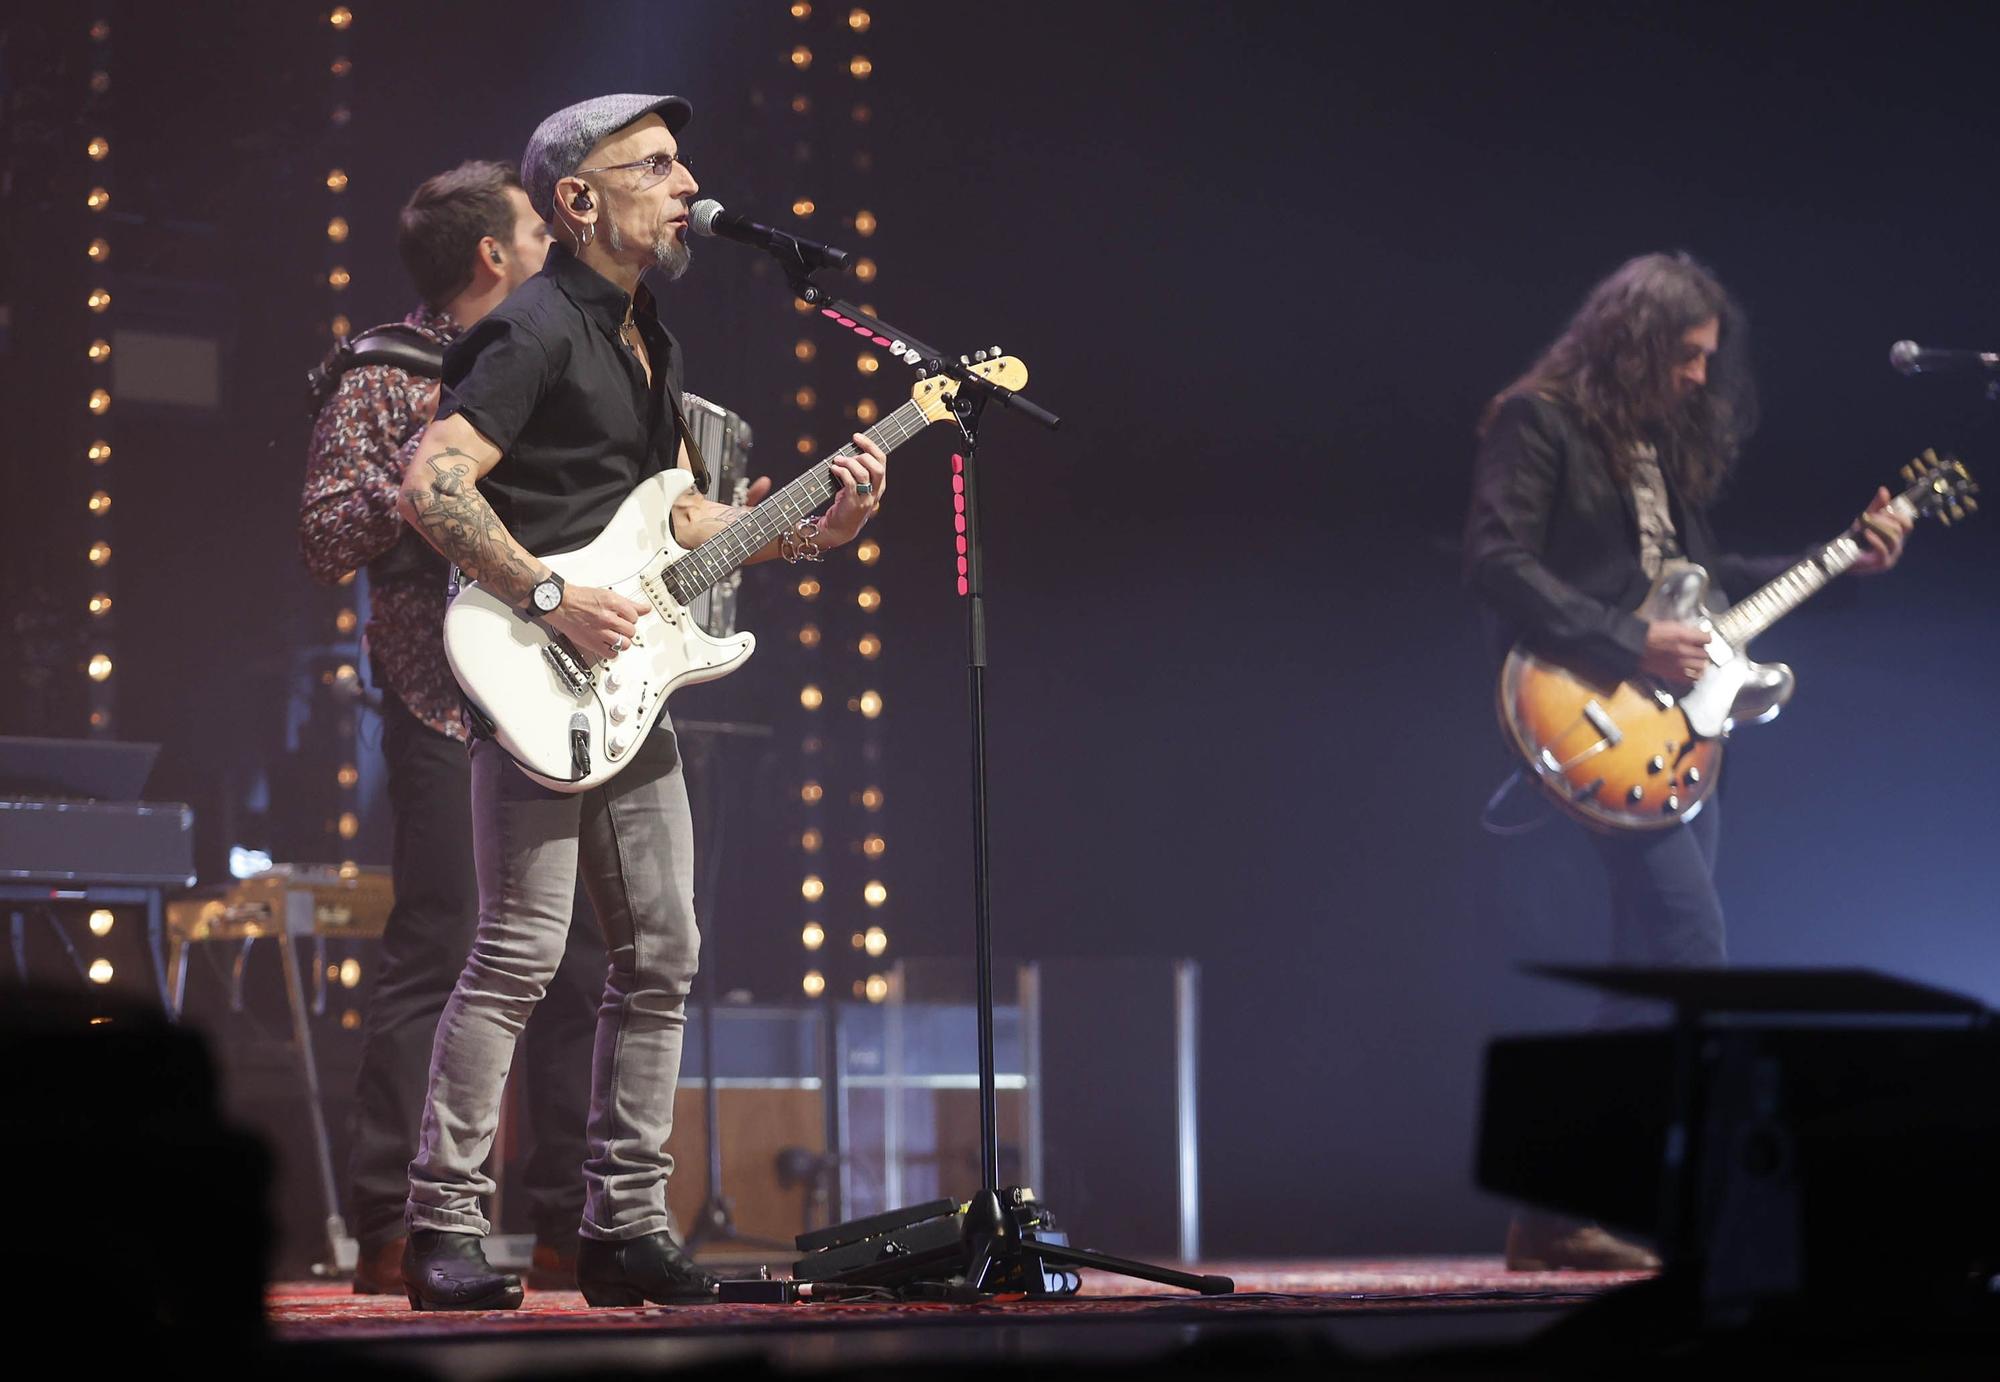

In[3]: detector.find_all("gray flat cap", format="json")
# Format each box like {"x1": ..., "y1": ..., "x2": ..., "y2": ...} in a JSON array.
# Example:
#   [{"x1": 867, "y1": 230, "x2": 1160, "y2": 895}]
[{"x1": 521, "y1": 93, "x2": 692, "y2": 222}]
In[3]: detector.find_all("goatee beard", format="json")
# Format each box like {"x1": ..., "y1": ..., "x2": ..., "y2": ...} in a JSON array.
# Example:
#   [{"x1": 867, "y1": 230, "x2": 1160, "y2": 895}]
[
  {"x1": 601, "y1": 219, "x2": 691, "y2": 281},
  {"x1": 654, "y1": 233, "x2": 690, "y2": 281}
]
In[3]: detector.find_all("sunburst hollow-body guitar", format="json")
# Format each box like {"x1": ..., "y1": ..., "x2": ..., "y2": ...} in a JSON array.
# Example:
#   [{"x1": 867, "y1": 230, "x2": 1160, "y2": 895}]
[{"x1": 1500, "y1": 452, "x2": 1976, "y2": 831}]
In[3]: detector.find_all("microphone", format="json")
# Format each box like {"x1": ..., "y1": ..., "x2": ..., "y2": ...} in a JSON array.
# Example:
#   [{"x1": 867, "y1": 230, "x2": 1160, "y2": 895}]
[
  {"x1": 1889, "y1": 340, "x2": 2000, "y2": 376},
  {"x1": 688, "y1": 199, "x2": 853, "y2": 271}
]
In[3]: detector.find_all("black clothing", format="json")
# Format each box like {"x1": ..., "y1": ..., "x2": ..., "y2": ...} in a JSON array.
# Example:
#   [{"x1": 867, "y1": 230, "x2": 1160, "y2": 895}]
[
  {"x1": 345, "y1": 691, "x2": 604, "y2": 1250},
  {"x1": 1464, "y1": 391, "x2": 1780, "y2": 1024},
  {"x1": 438, "y1": 243, "x2": 687, "y2": 558},
  {"x1": 1589, "y1": 793, "x2": 1725, "y2": 1026},
  {"x1": 1463, "y1": 393, "x2": 1791, "y2": 679},
  {"x1": 402, "y1": 1228, "x2": 523, "y2": 1312}
]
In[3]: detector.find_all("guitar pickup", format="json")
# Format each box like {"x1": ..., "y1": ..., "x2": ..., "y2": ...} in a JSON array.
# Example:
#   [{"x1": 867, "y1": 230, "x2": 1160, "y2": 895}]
[{"x1": 1581, "y1": 701, "x2": 1623, "y2": 746}]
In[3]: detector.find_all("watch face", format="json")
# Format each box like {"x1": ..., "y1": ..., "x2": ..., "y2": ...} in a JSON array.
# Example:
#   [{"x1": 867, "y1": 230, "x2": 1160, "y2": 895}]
[{"x1": 533, "y1": 580, "x2": 561, "y2": 612}]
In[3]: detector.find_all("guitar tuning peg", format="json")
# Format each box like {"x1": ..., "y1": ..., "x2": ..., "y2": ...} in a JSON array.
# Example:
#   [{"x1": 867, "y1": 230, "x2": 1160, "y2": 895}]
[
  {"x1": 1923, "y1": 447, "x2": 1940, "y2": 465},
  {"x1": 1901, "y1": 464, "x2": 1915, "y2": 481},
  {"x1": 958, "y1": 354, "x2": 971, "y2": 366},
  {"x1": 1951, "y1": 504, "x2": 1966, "y2": 521},
  {"x1": 990, "y1": 345, "x2": 1002, "y2": 357},
  {"x1": 1939, "y1": 511, "x2": 1954, "y2": 526},
  {"x1": 1964, "y1": 496, "x2": 1980, "y2": 512},
  {"x1": 972, "y1": 349, "x2": 988, "y2": 362}
]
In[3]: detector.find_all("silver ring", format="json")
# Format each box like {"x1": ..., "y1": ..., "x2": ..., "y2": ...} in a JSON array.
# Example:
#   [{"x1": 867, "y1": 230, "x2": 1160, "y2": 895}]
[
  {"x1": 611, "y1": 636, "x2": 627, "y2": 652},
  {"x1": 856, "y1": 480, "x2": 874, "y2": 495}
]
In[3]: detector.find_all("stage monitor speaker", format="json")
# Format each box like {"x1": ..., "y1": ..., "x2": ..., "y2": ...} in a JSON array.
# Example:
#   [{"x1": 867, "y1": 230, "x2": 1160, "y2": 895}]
[{"x1": 1479, "y1": 967, "x2": 2000, "y2": 1324}]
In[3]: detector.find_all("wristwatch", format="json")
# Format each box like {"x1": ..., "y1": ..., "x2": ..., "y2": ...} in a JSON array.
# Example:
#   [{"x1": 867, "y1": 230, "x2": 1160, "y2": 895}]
[{"x1": 529, "y1": 571, "x2": 565, "y2": 615}]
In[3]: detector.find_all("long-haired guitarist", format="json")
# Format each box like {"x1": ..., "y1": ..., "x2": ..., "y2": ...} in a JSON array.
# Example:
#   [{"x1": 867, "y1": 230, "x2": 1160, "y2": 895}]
[
  {"x1": 392, "y1": 94, "x2": 887, "y2": 1311},
  {"x1": 1462, "y1": 251, "x2": 1910, "y2": 1270}
]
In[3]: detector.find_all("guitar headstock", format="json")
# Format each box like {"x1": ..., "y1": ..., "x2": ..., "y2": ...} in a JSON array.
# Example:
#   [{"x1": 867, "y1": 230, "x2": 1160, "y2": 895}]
[
  {"x1": 1896, "y1": 450, "x2": 1980, "y2": 526},
  {"x1": 912, "y1": 356, "x2": 1030, "y2": 424}
]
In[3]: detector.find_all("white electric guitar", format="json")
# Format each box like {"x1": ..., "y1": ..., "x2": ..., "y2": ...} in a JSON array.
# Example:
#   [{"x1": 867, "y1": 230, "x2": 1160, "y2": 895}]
[{"x1": 444, "y1": 355, "x2": 1029, "y2": 791}]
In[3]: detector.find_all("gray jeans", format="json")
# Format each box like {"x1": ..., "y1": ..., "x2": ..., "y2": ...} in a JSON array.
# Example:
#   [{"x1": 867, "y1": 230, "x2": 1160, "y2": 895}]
[{"x1": 406, "y1": 727, "x2": 698, "y2": 1241}]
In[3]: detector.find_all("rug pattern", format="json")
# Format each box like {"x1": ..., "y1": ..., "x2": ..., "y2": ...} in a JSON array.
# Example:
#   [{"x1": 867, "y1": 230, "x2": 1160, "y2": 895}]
[{"x1": 269, "y1": 1257, "x2": 1650, "y2": 1341}]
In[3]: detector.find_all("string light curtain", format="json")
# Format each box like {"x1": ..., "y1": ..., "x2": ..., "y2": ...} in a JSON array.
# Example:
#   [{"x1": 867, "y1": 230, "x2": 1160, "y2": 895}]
[
  {"x1": 82, "y1": 16, "x2": 117, "y2": 736},
  {"x1": 785, "y1": 2, "x2": 891, "y2": 1006},
  {"x1": 77, "y1": 16, "x2": 122, "y2": 990},
  {"x1": 325, "y1": 5, "x2": 362, "y2": 878}
]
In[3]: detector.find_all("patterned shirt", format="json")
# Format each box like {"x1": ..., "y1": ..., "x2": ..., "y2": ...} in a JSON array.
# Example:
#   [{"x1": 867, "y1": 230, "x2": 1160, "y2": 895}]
[
  {"x1": 298, "y1": 304, "x2": 467, "y2": 741},
  {"x1": 1628, "y1": 442, "x2": 1683, "y2": 579}
]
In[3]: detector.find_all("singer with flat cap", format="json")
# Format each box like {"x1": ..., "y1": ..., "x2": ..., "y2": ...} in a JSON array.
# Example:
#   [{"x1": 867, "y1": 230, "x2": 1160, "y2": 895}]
[{"x1": 396, "y1": 92, "x2": 888, "y2": 1310}]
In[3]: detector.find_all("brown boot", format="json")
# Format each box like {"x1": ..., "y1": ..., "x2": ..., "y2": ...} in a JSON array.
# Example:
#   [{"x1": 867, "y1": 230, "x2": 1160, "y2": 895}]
[
  {"x1": 1505, "y1": 1215, "x2": 1660, "y2": 1272},
  {"x1": 353, "y1": 1236, "x2": 407, "y2": 1294},
  {"x1": 526, "y1": 1238, "x2": 578, "y2": 1291}
]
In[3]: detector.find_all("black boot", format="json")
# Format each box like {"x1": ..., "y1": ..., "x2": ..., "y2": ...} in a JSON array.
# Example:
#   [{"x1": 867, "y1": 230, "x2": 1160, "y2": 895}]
[
  {"x1": 402, "y1": 1228, "x2": 525, "y2": 1311},
  {"x1": 576, "y1": 1231, "x2": 719, "y2": 1307}
]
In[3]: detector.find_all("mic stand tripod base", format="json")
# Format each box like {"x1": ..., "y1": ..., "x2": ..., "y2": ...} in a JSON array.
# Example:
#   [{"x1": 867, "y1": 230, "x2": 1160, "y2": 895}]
[{"x1": 958, "y1": 1187, "x2": 1233, "y2": 1299}]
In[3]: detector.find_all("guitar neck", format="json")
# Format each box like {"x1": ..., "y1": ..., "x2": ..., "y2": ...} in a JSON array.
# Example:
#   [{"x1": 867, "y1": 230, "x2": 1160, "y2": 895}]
[
  {"x1": 1709, "y1": 494, "x2": 1915, "y2": 646},
  {"x1": 661, "y1": 396, "x2": 933, "y2": 605}
]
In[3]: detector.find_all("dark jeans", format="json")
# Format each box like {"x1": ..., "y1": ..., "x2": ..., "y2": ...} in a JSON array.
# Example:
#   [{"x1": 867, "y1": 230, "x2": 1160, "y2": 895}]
[
  {"x1": 1586, "y1": 795, "x2": 1725, "y2": 1027},
  {"x1": 344, "y1": 691, "x2": 604, "y2": 1251},
  {"x1": 1514, "y1": 799, "x2": 1726, "y2": 1245}
]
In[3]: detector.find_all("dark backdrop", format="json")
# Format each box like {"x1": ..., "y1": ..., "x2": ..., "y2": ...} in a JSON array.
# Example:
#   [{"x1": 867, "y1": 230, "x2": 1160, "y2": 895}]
[{"x1": 3, "y1": 1, "x2": 1995, "y2": 1256}]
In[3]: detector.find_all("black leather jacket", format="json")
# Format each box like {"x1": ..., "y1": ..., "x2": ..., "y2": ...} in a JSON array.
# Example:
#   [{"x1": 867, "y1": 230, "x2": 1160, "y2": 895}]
[{"x1": 1463, "y1": 393, "x2": 1790, "y2": 680}]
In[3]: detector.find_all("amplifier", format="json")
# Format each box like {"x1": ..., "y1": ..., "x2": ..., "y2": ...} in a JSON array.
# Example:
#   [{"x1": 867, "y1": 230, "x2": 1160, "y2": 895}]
[{"x1": 165, "y1": 865, "x2": 394, "y2": 943}]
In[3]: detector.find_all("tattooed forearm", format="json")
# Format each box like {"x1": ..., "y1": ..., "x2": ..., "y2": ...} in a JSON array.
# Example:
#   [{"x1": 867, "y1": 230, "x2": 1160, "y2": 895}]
[{"x1": 406, "y1": 446, "x2": 542, "y2": 606}]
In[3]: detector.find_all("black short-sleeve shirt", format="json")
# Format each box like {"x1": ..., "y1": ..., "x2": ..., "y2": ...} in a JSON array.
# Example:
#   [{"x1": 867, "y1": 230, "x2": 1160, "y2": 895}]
[{"x1": 438, "y1": 242, "x2": 688, "y2": 557}]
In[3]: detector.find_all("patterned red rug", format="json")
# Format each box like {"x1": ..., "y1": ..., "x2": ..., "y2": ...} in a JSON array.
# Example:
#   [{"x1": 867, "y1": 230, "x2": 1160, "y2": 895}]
[{"x1": 270, "y1": 1257, "x2": 1649, "y2": 1341}]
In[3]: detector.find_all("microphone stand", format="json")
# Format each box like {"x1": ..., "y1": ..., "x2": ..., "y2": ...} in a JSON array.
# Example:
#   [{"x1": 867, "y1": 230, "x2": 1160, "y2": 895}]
[{"x1": 765, "y1": 240, "x2": 1230, "y2": 1298}]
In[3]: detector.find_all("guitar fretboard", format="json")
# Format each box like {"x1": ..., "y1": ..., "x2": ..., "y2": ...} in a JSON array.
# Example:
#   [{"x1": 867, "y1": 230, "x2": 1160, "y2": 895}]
[
  {"x1": 1709, "y1": 537, "x2": 1861, "y2": 647},
  {"x1": 661, "y1": 397, "x2": 934, "y2": 605},
  {"x1": 1708, "y1": 493, "x2": 1919, "y2": 647}
]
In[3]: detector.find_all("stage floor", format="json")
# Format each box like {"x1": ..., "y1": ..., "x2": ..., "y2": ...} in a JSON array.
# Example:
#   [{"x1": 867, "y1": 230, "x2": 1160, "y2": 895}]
[{"x1": 272, "y1": 1256, "x2": 1650, "y2": 1377}]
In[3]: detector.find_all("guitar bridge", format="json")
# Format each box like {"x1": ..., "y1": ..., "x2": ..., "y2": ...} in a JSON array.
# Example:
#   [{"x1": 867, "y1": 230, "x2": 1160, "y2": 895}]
[{"x1": 542, "y1": 640, "x2": 591, "y2": 697}]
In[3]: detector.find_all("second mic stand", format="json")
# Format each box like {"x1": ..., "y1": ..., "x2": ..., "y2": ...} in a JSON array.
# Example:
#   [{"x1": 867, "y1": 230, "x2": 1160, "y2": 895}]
[{"x1": 777, "y1": 253, "x2": 1231, "y2": 1298}]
